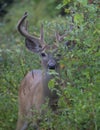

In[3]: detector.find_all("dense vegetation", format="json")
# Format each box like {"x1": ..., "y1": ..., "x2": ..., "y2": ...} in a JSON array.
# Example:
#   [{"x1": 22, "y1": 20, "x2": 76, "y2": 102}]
[
  {"x1": 0, "y1": 0, "x2": 14, "y2": 16},
  {"x1": 0, "y1": 0, "x2": 100, "y2": 130}
]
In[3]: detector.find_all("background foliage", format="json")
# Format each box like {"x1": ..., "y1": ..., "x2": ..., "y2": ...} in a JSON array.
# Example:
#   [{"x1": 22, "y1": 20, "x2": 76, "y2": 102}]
[{"x1": 0, "y1": 0, "x2": 100, "y2": 130}]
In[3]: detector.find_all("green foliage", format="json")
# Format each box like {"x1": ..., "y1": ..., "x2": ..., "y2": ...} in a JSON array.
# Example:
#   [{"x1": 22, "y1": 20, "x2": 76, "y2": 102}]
[
  {"x1": 0, "y1": 0, "x2": 14, "y2": 17},
  {"x1": 0, "y1": 0, "x2": 100, "y2": 130}
]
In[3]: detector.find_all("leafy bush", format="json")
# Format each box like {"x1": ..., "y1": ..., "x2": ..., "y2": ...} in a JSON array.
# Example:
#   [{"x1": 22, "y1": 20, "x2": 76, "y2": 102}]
[{"x1": 35, "y1": 0, "x2": 100, "y2": 129}]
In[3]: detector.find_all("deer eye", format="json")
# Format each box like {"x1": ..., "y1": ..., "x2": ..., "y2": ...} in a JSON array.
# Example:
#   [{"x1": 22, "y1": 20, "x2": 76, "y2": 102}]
[{"x1": 41, "y1": 52, "x2": 47, "y2": 57}]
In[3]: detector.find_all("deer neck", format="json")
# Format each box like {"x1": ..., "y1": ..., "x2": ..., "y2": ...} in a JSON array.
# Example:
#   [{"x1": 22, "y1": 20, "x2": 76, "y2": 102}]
[{"x1": 42, "y1": 68, "x2": 60, "y2": 98}]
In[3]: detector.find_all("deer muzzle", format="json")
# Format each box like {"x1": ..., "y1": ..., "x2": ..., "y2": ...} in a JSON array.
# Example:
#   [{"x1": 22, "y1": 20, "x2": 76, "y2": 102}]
[{"x1": 47, "y1": 59, "x2": 56, "y2": 70}]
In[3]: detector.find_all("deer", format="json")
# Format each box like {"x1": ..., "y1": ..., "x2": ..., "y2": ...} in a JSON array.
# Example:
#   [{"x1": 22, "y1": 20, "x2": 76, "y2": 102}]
[{"x1": 16, "y1": 12, "x2": 72, "y2": 130}]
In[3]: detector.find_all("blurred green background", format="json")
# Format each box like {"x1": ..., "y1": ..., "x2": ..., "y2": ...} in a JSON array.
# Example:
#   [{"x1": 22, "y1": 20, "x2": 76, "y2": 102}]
[{"x1": 0, "y1": 0, "x2": 100, "y2": 130}]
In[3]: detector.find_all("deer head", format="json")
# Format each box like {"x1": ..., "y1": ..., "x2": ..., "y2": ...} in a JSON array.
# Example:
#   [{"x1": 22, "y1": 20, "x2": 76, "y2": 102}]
[{"x1": 17, "y1": 12, "x2": 67, "y2": 73}]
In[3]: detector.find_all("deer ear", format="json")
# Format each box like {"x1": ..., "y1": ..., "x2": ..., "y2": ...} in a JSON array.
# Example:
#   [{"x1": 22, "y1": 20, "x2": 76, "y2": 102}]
[{"x1": 25, "y1": 38, "x2": 42, "y2": 53}]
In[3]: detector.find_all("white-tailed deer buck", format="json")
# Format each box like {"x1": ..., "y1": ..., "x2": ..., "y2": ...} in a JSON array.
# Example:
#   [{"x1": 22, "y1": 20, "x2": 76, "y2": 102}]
[{"x1": 16, "y1": 12, "x2": 69, "y2": 130}]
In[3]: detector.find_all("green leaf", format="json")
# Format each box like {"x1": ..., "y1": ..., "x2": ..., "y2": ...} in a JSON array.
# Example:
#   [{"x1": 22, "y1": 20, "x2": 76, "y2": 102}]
[
  {"x1": 56, "y1": 4, "x2": 64, "y2": 9},
  {"x1": 63, "y1": 0, "x2": 71, "y2": 5},
  {"x1": 74, "y1": 13, "x2": 84, "y2": 24},
  {"x1": 77, "y1": 0, "x2": 87, "y2": 6},
  {"x1": 48, "y1": 79, "x2": 55, "y2": 90}
]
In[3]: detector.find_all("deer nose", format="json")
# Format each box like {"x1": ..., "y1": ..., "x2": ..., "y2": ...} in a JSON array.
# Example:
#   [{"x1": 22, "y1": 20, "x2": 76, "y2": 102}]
[{"x1": 47, "y1": 59, "x2": 56, "y2": 69}]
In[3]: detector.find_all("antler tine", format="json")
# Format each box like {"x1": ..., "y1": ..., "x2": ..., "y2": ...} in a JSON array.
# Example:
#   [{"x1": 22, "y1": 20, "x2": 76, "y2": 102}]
[
  {"x1": 60, "y1": 33, "x2": 68, "y2": 41},
  {"x1": 40, "y1": 24, "x2": 44, "y2": 43},
  {"x1": 55, "y1": 31, "x2": 60, "y2": 42},
  {"x1": 55, "y1": 31, "x2": 68, "y2": 42},
  {"x1": 69, "y1": 15, "x2": 74, "y2": 30}
]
